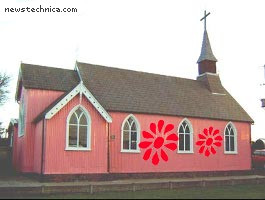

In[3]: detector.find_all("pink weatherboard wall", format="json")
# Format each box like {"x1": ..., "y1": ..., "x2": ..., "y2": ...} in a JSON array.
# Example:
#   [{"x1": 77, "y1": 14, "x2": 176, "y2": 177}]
[
  {"x1": 14, "y1": 87, "x2": 251, "y2": 175},
  {"x1": 15, "y1": 88, "x2": 64, "y2": 173},
  {"x1": 43, "y1": 95, "x2": 108, "y2": 174},
  {"x1": 109, "y1": 112, "x2": 251, "y2": 173}
]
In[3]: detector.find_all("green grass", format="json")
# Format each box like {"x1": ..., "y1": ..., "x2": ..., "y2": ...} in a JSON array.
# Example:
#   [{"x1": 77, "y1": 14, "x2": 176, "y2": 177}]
[{"x1": 9, "y1": 184, "x2": 265, "y2": 199}]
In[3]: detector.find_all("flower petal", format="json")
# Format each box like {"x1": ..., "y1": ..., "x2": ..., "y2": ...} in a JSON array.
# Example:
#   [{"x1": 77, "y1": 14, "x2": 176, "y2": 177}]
[
  {"x1": 199, "y1": 145, "x2": 205, "y2": 154},
  {"x1": 205, "y1": 148, "x2": 210, "y2": 157},
  {"x1": 203, "y1": 128, "x2": 208, "y2": 136},
  {"x1": 213, "y1": 142, "x2": 221, "y2": 147},
  {"x1": 143, "y1": 148, "x2": 152, "y2": 160},
  {"x1": 196, "y1": 140, "x2": 205, "y2": 146},
  {"x1": 152, "y1": 152, "x2": 159, "y2": 165},
  {"x1": 166, "y1": 133, "x2": 178, "y2": 141},
  {"x1": 209, "y1": 127, "x2": 213, "y2": 135},
  {"x1": 150, "y1": 123, "x2": 156, "y2": 135},
  {"x1": 165, "y1": 143, "x2": 177, "y2": 151},
  {"x1": 199, "y1": 134, "x2": 206, "y2": 139},
  {"x1": 164, "y1": 124, "x2": 174, "y2": 134},
  {"x1": 213, "y1": 129, "x2": 219, "y2": 136},
  {"x1": 214, "y1": 136, "x2": 223, "y2": 141},
  {"x1": 142, "y1": 131, "x2": 154, "y2": 139},
  {"x1": 139, "y1": 141, "x2": 152, "y2": 149},
  {"x1": 158, "y1": 120, "x2": 164, "y2": 133},
  {"x1": 210, "y1": 146, "x2": 216, "y2": 154},
  {"x1": 160, "y1": 149, "x2": 168, "y2": 161}
]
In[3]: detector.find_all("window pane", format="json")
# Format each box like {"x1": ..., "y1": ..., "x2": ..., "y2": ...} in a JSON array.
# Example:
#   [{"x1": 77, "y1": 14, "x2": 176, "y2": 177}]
[
  {"x1": 128, "y1": 117, "x2": 134, "y2": 125},
  {"x1": 123, "y1": 130, "x2": 129, "y2": 150},
  {"x1": 123, "y1": 121, "x2": 129, "y2": 131},
  {"x1": 75, "y1": 108, "x2": 82, "y2": 117},
  {"x1": 179, "y1": 134, "x2": 184, "y2": 151},
  {"x1": 79, "y1": 114, "x2": 87, "y2": 125},
  {"x1": 79, "y1": 126, "x2": 87, "y2": 148},
  {"x1": 185, "y1": 125, "x2": 190, "y2": 133},
  {"x1": 69, "y1": 114, "x2": 77, "y2": 124},
  {"x1": 225, "y1": 136, "x2": 230, "y2": 151},
  {"x1": 230, "y1": 128, "x2": 234, "y2": 136},
  {"x1": 179, "y1": 125, "x2": 184, "y2": 133},
  {"x1": 131, "y1": 122, "x2": 137, "y2": 131},
  {"x1": 131, "y1": 131, "x2": 137, "y2": 150},
  {"x1": 225, "y1": 128, "x2": 229, "y2": 136},
  {"x1": 69, "y1": 125, "x2": 77, "y2": 147},
  {"x1": 185, "y1": 134, "x2": 190, "y2": 151},
  {"x1": 230, "y1": 136, "x2": 235, "y2": 151}
]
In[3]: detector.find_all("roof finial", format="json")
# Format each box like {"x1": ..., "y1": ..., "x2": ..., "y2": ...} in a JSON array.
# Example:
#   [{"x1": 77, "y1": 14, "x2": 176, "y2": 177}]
[{"x1": 200, "y1": 10, "x2": 210, "y2": 31}]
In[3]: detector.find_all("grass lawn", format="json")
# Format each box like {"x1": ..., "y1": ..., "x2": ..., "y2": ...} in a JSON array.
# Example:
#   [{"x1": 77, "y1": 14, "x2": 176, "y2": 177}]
[{"x1": 11, "y1": 183, "x2": 265, "y2": 199}]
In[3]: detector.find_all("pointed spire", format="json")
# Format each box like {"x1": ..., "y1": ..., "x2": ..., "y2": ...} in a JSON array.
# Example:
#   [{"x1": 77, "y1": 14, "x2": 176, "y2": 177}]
[
  {"x1": 197, "y1": 11, "x2": 218, "y2": 75},
  {"x1": 197, "y1": 30, "x2": 217, "y2": 63}
]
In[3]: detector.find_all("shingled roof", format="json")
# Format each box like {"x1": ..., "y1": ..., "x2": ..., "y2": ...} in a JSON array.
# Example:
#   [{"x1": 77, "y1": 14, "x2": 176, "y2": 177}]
[
  {"x1": 19, "y1": 63, "x2": 79, "y2": 91},
  {"x1": 77, "y1": 62, "x2": 253, "y2": 123},
  {"x1": 19, "y1": 62, "x2": 253, "y2": 123}
]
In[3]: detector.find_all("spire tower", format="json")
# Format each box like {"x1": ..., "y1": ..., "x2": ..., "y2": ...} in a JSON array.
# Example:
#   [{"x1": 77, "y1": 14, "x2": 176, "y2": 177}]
[{"x1": 197, "y1": 11, "x2": 217, "y2": 75}]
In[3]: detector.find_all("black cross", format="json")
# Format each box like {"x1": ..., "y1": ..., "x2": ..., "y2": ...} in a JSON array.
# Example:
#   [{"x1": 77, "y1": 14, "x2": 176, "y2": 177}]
[{"x1": 200, "y1": 10, "x2": 210, "y2": 31}]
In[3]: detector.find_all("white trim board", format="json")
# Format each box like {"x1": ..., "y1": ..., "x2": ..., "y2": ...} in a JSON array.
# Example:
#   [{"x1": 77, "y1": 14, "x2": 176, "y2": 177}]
[{"x1": 45, "y1": 82, "x2": 112, "y2": 123}]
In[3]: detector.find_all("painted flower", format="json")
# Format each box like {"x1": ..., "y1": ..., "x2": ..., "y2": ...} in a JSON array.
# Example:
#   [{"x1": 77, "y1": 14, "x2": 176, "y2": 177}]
[
  {"x1": 196, "y1": 127, "x2": 223, "y2": 157},
  {"x1": 139, "y1": 120, "x2": 179, "y2": 165}
]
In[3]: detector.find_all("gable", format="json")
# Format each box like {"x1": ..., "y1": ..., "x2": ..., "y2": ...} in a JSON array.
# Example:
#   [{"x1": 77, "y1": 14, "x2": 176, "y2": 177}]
[{"x1": 34, "y1": 82, "x2": 112, "y2": 123}]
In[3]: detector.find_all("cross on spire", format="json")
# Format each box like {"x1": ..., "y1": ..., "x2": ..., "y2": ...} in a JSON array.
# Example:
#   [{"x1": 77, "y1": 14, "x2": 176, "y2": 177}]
[{"x1": 200, "y1": 10, "x2": 210, "y2": 31}]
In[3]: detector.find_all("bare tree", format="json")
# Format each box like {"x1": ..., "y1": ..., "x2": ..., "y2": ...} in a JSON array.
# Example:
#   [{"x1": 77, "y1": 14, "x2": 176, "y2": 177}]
[
  {"x1": 0, "y1": 122, "x2": 6, "y2": 138},
  {"x1": 0, "y1": 72, "x2": 11, "y2": 106}
]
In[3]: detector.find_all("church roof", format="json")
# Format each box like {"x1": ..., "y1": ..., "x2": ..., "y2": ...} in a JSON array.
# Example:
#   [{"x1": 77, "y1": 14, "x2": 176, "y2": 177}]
[
  {"x1": 197, "y1": 30, "x2": 218, "y2": 63},
  {"x1": 19, "y1": 63, "x2": 80, "y2": 92},
  {"x1": 78, "y1": 62, "x2": 253, "y2": 123},
  {"x1": 20, "y1": 62, "x2": 253, "y2": 123}
]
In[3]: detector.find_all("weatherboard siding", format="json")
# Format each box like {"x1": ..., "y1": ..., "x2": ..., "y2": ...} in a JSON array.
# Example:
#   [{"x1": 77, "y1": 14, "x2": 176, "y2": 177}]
[
  {"x1": 33, "y1": 120, "x2": 43, "y2": 173},
  {"x1": 15, "y1": 88, "x2": 64, "y2": 173},
  {"x1": 43, "y1": 95, "x2": 108, "y2": 174},
  {"x1": 14, "y1": 87, "x2": 251, "y2": 175},
  {"x1": 109, "y1": 112, "x2": 251, "y2": 173}
]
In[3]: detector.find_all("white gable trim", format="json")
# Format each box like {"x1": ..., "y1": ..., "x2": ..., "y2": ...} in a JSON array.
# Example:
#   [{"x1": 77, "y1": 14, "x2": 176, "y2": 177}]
[{"x1": 45, "y1": 82, "x2": 112, "y2": 123}]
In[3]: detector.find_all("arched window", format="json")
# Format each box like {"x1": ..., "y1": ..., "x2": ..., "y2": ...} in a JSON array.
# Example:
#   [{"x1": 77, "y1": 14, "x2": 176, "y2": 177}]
[
  {"x1": 121, "y1": 115, "x2": 140, "y2": 152},
  {"x1": 178, "y1": 119, "x2": 193, "y2": 153},
  {"x1": 224, "y1": 122, "x2": 237, "y2": 154},
  {"x1": 66, "y1": 106, "x2": 91, "y2": 150}
]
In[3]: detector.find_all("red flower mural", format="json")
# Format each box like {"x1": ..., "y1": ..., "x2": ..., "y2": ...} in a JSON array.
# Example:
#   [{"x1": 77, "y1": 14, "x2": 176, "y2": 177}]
[
  {"x1": 196, "y1": 127, "x2": 223, "y2": 157},
  {"x1": 139, "y1": 120, "x2": 178, "y2": 165}
]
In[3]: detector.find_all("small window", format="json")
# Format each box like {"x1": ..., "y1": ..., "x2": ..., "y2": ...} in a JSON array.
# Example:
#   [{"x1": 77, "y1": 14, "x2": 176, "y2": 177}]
[
  {"x1": 18, "y1": 96, "x2": 26, "y2": 137},
  {"x1": 224, "y1": 122, "x2": 237, "y2": 154},
  {"x1": 178, "y1": 119, "x2": 193, "y2": 153},
  {"x1": 66, "y1": 106, "x2": 91, "y2": 150},
  {"x1": 121, "y1": 115, "x2": 140, "y2": 153}
]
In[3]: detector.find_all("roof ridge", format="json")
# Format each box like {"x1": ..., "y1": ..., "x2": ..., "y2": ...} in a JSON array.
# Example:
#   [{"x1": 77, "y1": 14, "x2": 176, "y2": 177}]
[
  {"x1": 21, "y1": 63, "x2": 74, "y2": 72},
  {"x1": 77, "y1": 61, "x2": 197, "y2": 82}
]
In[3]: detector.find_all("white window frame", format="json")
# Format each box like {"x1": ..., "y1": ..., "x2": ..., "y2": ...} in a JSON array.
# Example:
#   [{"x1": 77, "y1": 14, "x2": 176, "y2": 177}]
[
  {"x1": 18, "y1": 96, "x2": 26, "y2": 137},
  {"x1": 121, "y1": 114, "x2": 141, "y2": 153},
  {"x1": 65, "y1": 105, "x2": 91, "y2": 151},
  {"x1": 224, "y1": 122, "x2": 238, "y2": 154},
  {"x1": 177, "y1": 118, "x2": 194, "y2": 154}
]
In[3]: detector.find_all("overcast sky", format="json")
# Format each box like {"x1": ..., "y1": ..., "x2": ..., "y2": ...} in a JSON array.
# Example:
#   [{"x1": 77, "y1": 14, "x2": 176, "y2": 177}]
[{"x1": 0, "y1": 0, "x2": 265, "y2": 140}]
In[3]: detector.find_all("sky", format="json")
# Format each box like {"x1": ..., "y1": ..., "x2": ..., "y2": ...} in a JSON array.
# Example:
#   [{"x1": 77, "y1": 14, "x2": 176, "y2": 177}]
[{"x1": 0, "y1": 0, "x2": 265, "y2": 140}]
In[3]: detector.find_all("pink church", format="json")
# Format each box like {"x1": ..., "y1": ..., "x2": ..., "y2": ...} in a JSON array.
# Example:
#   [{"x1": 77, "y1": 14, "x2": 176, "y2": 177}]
[{"x1": 11, "y1": 26, "x2": 253, "y2": 180}]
